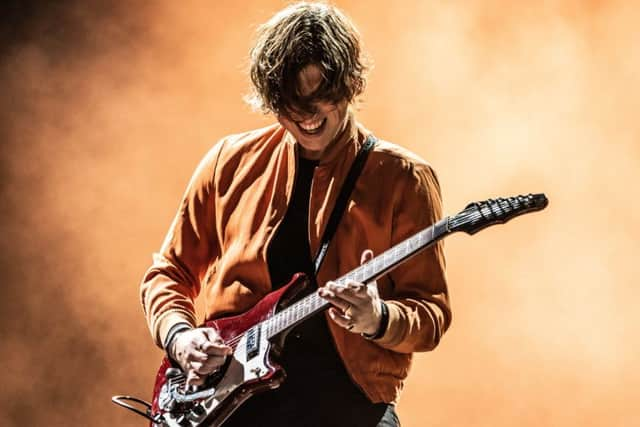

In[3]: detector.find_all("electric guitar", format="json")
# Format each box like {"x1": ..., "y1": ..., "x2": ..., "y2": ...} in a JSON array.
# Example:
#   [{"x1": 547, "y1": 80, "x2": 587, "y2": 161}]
[{"x1": 113, "y1": 193, "x2": 548, "y2": 426}]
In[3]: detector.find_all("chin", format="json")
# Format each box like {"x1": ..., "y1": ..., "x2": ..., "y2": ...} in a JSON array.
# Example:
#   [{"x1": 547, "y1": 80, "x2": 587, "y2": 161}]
[{"x1": 298, "y1": 140, "x2": 329, "y2": 153}]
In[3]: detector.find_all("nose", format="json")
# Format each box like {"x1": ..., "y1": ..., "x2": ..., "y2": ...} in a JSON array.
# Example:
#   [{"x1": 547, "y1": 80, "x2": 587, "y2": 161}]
[{"x1": 282, "y1": 103, "x2": 321, "y2": 123}]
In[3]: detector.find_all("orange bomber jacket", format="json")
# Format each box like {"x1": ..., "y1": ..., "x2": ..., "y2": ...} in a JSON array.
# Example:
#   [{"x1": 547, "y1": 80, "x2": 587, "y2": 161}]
[{"x1": 140, "y1": 113, "x2": 451, "y2": 404}]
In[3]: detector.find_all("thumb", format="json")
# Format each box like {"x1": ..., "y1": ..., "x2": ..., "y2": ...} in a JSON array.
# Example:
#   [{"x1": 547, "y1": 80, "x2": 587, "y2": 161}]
[
  {"x1": 360, "y1": 249, "x2": 374, "y2": 265},
  {"x1": 360, "y1": 249, "x2": 379, "y2": 292}
]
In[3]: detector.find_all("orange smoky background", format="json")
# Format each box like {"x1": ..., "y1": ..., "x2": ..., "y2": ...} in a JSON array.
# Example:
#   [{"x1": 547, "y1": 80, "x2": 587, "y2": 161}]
[{"x1": 1, "y1": 1, "x2": 638, "y2": 426}]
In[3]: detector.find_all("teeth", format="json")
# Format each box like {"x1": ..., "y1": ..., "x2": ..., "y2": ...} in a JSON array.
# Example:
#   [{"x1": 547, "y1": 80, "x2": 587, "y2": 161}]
[{"x1": 299, "y1": 118, "x2": 324, "y2": 131}]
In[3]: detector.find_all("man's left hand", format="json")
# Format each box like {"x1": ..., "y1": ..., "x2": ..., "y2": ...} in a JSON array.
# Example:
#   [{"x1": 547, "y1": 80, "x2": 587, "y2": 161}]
[{"x1": 319, "y1": 249, "x2": 383, "y2": 336}]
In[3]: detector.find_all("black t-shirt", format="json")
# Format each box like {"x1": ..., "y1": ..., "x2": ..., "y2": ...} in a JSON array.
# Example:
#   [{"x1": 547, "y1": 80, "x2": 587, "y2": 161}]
[{"x1": 267, "y1": 156, "x2": 350, "y2": 383}]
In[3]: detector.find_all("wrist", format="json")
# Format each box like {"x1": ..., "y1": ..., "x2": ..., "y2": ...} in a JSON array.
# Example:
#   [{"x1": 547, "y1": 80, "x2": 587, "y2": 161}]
[
  {"x1": 362, "y1": 300, "x2": 389, "y2": 340},
  {"x1": 163, "y1": 322, "x2": 192, "y2": 361}
]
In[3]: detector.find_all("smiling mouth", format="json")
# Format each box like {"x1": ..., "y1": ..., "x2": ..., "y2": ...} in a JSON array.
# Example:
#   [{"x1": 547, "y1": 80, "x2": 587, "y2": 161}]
[{"x1": 296, "y1": 117, "x2": 327, "y2": 135}]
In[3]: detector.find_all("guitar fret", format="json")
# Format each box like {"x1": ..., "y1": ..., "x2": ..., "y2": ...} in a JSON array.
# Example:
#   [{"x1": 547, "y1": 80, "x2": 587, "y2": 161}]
[
  {"x1": 409, "y1": 237, "x2": 417, "y2": 251},
  {"x1": 392, "y1": 246, "x2": 400, "y2": 260},
  {"x1": 401, "y1": 242, "x2": 408, "y2": 256},
  {"x1": 363, "y1": 263, "x2": 372, "y2": 278},
  {"x1": 303, "y1": 300, "x2": 310, "y2": 316}
]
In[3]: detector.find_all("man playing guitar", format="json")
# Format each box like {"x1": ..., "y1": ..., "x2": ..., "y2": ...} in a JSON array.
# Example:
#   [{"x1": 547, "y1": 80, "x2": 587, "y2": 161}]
[{"x1": 140, "y1": 2, "x2": 451, "y2": 425}]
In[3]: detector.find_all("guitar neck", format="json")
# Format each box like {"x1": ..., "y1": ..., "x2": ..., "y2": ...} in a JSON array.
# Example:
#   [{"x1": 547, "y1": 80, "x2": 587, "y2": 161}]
[{"x1": 263, "y1": 217, "x2": 452, "y2": 338}]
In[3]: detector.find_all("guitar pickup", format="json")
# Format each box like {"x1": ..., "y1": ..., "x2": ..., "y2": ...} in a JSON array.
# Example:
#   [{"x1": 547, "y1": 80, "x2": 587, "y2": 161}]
[{"x1": 246, "y1": 326, "x2": 261, "y2": 361}]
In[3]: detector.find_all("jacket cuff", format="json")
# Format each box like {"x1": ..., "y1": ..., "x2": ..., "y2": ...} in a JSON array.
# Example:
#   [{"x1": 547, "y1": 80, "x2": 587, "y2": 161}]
[
  {"x1": 362, "y1": 300, "x2": 389, "y2": 340},
  {"x1": 154, "y1": 310, "x2": 197, "y2": 348},
  {"x1": 370, "y1": 301, "x2": 405, "y2": 348}
]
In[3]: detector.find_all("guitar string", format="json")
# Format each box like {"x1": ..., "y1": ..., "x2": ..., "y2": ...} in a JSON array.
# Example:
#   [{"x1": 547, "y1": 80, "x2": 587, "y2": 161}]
[{"x1": 221, "y1": 293, "x2": 325, "y2": 348}]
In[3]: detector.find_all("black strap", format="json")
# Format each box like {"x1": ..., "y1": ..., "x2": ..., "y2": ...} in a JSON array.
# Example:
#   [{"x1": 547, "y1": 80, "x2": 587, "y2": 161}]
[{"x1": 313, "y1": 134, "x2": 377, "y2": 275}]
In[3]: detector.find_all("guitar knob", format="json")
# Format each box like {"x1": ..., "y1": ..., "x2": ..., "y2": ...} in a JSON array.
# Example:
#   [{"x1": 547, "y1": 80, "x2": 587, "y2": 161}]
[
  {"x1": 176, "y1": 415, "x2": 191, "y2": 426},
  {"x1": 187, "y1": 403, "x2": 207, "y2": 422},
  {"x1": 166, "y1": 368, "x2": 182, "y2": 379}
]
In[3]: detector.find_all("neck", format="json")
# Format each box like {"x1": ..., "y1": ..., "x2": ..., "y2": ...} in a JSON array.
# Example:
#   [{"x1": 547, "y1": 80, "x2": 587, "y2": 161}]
[{"x1": 298, "y1": 146, "x2": 324, "y2": 160}]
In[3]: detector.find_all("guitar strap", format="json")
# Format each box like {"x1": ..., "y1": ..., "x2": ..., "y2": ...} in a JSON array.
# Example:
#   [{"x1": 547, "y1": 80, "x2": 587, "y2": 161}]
[{"x1": 313, "y1": 134, "x2": 377, "y2": 276}]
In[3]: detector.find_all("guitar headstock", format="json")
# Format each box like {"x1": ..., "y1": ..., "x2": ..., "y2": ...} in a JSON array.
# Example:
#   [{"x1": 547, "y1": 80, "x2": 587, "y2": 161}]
[{"x1": 449, "y1": 193, "x2": 548, "y2": 235}]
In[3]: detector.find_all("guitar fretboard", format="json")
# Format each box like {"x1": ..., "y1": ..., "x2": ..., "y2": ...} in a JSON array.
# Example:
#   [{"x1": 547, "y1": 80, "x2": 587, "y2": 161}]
[{"x1": 261, "y1": 217, "x2": 451, "y2": 338}]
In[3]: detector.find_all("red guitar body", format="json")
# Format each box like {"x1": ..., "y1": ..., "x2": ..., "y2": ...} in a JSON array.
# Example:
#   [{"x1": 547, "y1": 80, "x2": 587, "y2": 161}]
[{"x1": 149, "y1": 273, "x2": 310, "y2": 427}]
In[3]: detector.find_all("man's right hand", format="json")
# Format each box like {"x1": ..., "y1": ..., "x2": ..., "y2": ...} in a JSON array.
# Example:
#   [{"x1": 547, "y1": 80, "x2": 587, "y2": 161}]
[{"x1": 169, "y1": 327, "x2": 233, "y2": 386}]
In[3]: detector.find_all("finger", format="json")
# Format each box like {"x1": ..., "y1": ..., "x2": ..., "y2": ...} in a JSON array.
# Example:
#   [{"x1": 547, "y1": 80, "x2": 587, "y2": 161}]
[
  {"x1": 202, "y1": 327, "x2": 226, "y2": 345},
  {"x1": 328, "y1": 307, "x2": 354, "y2": 328},
  {"x1": 190, "y1": 360, "x2": 205, "y2": 374},
  {"x1": 202, "y1": 355, "x2": 227, "y2": 371},
  {"x1": 318, "y1": 287, "x2": 335, "y2": 298},
  {"x1": 191, "y1": 356, "x2": 226, "y2": 375},
  {"x1": 186, "y1": 371, "x2": 205, "y2": 386},
  {"x1": 324, "y1": 281, "x2": 363, "y2": 298},
  {"x1": 187, "y1": 349, "x2": 210, "y2": 362},
  {"x1": 319, "y1": 289, "x2": 353, "y2": 311},
  {"x1": 323, "y1": 281, "x2": 342, "y2": 293},
  {"x1": 360, "y1": 249, "x2": 374, "y2": 265},
  {"x1": 329, "y1": 307, "x2": 350, "y2": 322},
  {"x1": 199, "y1": 340, "x2": 233, "y2": 356},
  {"x1": 366, "y1": 280, "x2": 379, "y2": 297},
  {"x1": 189, "y1": 331, "x2": 211, "y2": 351},
  {"x1": 327, "y1": 280, "x2": 366, "y2": 297},
  {"x1": 323, "y1": 285, "x2": 367, "y2": 305},
  {"x1": 345, "y1": 279, "x2": 366, "y2": 293},
  {"x1": 194, "y1": 329, "x2": 232, "y2": 356}
]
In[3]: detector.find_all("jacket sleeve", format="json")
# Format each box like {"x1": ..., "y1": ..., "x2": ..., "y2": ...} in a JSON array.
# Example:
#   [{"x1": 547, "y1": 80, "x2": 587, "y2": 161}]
[
  {"x1": 373, "y1": 161, "x2": 452, "y2": 353},
  {"x1": 140, "y1": 140, "x2": 225, "y2": 348}
]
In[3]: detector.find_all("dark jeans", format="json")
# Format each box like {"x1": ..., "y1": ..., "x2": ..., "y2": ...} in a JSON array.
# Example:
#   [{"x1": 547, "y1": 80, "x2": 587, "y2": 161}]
[
  {"x1": 221, "y1": 309, "x2": 401, "y2": 426},
  {"x1": 376, "y1": 405, "x2": 402, "y2": 427},
  {"x1": 223, "y1": 400, "x2": 400, "y2": 427}
]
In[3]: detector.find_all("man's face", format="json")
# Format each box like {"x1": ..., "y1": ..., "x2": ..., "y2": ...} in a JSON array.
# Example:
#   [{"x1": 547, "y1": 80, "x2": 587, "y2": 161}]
[{"x1": 277, "y1": 64, "x2": 349, "y2": 160}]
